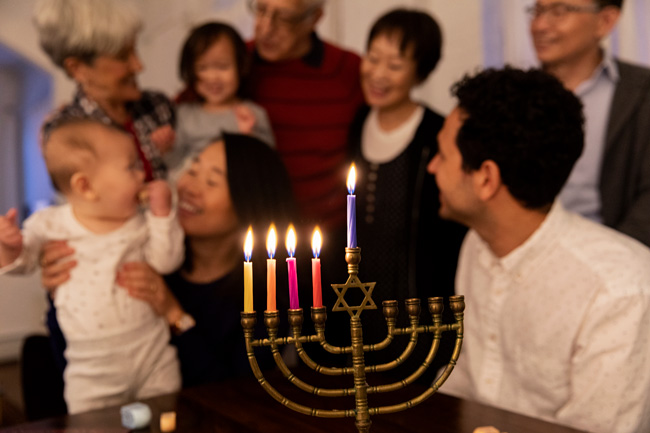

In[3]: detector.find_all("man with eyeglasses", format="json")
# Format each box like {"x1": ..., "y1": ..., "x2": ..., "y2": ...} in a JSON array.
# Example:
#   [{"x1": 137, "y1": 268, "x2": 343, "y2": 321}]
[
  {"x1": 528, "y1": 0, "x2": 650, "y2": 247},
  {"x1": 246, "y1": 0, "x2": 364, "y2": 238}
]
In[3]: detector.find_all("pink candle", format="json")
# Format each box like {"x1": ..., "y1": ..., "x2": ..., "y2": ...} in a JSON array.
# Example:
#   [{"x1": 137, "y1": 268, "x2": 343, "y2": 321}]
[
  {"x1": 311, "y1": 227, "x2": 322, "y2": 308},
  {"x1": 286, "y1": 225, "x2": 299, "y2": 309},
  {"x1": 267, "y1": 225, "x2": 277, "y2": 311}
]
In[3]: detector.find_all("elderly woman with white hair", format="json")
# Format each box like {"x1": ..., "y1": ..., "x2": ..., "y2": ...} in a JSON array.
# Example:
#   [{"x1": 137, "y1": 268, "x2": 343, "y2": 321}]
[{"x1": 34, "y1": 0, "x2": 174, "y2": 180}]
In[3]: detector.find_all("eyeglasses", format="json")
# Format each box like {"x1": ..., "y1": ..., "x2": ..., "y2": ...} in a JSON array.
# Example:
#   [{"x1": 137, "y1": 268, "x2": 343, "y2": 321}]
[
  {"x1": 247, "y1": 0, "x2": 316, "y2": 27},
  {"x1": 526, "y1": 2, "x2": 601, "y2": 22}
]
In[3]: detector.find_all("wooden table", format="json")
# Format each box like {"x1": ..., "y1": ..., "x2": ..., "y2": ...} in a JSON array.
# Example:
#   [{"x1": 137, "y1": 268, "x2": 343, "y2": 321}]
[{"x1": 0, "y1": 369, "x2": 585, "y2": 433}]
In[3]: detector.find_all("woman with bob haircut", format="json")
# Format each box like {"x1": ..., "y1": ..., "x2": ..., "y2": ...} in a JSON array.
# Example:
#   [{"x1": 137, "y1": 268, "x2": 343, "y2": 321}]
[{"x1": 349, "y1": 8, "x2": 467, "y2": 380}]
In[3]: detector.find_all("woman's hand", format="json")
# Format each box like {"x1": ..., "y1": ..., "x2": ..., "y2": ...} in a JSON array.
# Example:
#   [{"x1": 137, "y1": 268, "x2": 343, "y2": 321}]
[
  {"x1": 150, "y1": 125, "x2": 175, "y2": 154},
  {"x1": 40, "y1": 240, "x2": 77, "y2": 296},
  {"x1": 116, "y1": 261, "x2": 184, "y2": 325}
]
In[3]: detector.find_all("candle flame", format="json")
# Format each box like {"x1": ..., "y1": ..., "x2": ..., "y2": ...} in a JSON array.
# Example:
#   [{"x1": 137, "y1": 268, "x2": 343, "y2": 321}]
[
  {"x1": 267, "y1": 224, "x2": 277, "y2": 259},
  {"x1": 244, "y1": 227, "x2": 253, "y2": 262},
  {"x1": 286, "y1": 224, "x2": 296, "y2": 258},
  {"x1": 312, "y1": 227, "x2": 322, "y2": 258},
  {"x1": 347, "y1": 163, "x2": 356, "y2": 194}
]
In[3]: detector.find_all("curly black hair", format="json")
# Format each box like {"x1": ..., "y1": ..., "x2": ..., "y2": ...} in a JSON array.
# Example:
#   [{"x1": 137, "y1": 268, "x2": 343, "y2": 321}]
[{"x1": 453, "y1": 67, "x2": 584, "y2": 210}]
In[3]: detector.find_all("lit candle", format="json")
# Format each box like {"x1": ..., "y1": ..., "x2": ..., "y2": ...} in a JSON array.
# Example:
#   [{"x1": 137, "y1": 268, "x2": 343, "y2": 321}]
[
  {"x1": 243, "y1": 228, "x2": 253, "y2": 312},
  {"x1": 286, "y1": 224, "x2": 299, "y2": 309},
  {"x1": 311, "y1": 227, "x2": 323, "y2": 308},
  {"x1": 266, "y1": 225, "x2": 277, "y2": 311},
  {"x1": 347, "y1": 164, "x2": 357, "y2": 248}
]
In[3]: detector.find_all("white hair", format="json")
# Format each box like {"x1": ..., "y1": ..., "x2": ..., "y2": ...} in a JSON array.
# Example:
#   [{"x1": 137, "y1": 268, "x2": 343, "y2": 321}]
[{"x1": 33, "y1": 0, "x2": 142, "y2": 68}]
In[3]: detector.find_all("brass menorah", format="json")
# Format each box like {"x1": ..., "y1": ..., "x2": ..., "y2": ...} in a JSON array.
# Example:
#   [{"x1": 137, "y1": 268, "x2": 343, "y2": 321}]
[{"x1": 240, "y1": 247, "x2": 465, "y2": 433}]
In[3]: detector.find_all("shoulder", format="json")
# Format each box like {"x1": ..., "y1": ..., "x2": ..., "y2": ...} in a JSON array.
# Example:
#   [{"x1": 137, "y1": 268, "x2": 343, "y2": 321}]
[
  {"x1": 323, "y1": 40, "x2": 361, "y2": 60},
  {"x1": 176, "y1": 102, "x2": 202, "y2": 118},
  {"x1": 242, "y1": 100, "x2": 268, "y2": 116},
  {"x1": 140, "y1": 90, "x2": 173, "y2": 104},
  {"x1": 615, "y1": 59, "x2": 650, "y2": 91},
  {"x1": 616, "y1": 59, "x2": 650, "y2": 79},
  {"x1": 560, "y1": 212, "x2": 650, "y2": 296},
  {"x1": 23, "y1": 204, "x2": 71, "y2": 235},
  {"x1": 411, "y1": 105, "x2": 444, "y2": 153},
  {"x1": 322, "y1": 39, "x2": 362, "y2": 71},
  {"x1": 421, "y1": 106, "x2": 444, "y2": 130}
]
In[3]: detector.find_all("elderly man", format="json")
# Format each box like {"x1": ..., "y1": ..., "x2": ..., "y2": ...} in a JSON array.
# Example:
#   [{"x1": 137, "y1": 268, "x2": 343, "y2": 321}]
[
  {"x1": 528, "y1": 0, "x2": 650, "y2": 246},
  {"x1": 430, "y1": 67, "x2": 650, "y2": 433},
  {"x1": 247, "y1": 0, "x2": 364, "y2": 232}
]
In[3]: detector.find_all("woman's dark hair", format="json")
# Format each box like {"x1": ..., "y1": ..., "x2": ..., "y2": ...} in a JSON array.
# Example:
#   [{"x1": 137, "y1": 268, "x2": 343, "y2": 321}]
[
  {"x1": 176, "y1": 21, "x2": 249, "y2": 103},
  {"x1": 223, "y1": 133, "x2": 296, "y2": 233},
  {"x1": 182, "y1": 134, "x2": 296, "y2": 272},
  {"x1": 367, "y1": 8, "x2": 442, "y2": 82},
  {"x1": 453, "y1": 67, "x2": 584, "y2": 210}
]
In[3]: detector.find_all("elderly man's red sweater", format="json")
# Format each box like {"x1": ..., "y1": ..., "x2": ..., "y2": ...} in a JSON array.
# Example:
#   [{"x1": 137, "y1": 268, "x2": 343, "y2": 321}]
[{"x1": 248, "y1": 38, "x2": 364, "y2": 231}]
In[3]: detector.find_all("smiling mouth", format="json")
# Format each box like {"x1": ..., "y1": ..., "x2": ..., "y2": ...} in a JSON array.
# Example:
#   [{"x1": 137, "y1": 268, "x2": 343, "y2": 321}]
[{"x1": 179, "y1": 200, "x2": 201, "y2": 215}]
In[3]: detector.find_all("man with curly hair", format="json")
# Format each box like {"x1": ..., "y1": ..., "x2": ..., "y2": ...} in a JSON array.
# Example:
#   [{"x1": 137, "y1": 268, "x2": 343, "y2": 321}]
[{"x1": 430, "y1": 67, "x2": 650, "y2": 433}]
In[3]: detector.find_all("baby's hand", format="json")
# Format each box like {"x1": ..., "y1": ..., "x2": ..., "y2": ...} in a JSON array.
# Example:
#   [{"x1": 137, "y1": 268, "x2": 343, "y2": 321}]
[
  {"x1": 0, "y1": 208, "x2": 23, "y2": 267},
  {"x1": 234, "y1": 104, "x2": 256, "y2": 135},
  {"x1": 145, "y1": 180, "x2": 172, "y2": 217},
  {"x1": 150, "y1": 125, "x2": 175, "y2": 154}
]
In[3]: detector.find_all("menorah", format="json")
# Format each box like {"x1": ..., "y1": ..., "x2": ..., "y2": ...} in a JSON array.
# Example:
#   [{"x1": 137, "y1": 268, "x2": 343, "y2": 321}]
[{"x1": 240, "y1": 246, "x2": 465, "y2": 433}]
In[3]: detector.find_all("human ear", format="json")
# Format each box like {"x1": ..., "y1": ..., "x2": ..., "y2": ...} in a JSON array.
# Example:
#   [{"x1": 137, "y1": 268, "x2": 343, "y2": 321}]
[
  {"x1": 308, "y1": 7, "x2": 323, "y2": 27},
  {"x1": 63, "y1": 57, "x2": 88, "y2": 83},
  {"x1": 596, "y1": 6, "x2": 621, "y2": 38},
  {"x1": 70, "y1": 172, "x2": 97, "y2": 201},
  {"x1": 474, "y1": 160, "x2": 502, "y2": 202}
]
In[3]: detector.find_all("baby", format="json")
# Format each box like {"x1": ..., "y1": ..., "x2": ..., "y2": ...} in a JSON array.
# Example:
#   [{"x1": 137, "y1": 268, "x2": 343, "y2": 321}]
[{"x1": 0, "y1": 118, "x2": 184, "y2": 414}]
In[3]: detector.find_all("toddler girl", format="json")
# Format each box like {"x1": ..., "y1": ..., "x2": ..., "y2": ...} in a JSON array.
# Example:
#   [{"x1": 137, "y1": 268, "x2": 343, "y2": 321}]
[{"x1": 164, "y1": 22, "x2": 274, "y2": 176}]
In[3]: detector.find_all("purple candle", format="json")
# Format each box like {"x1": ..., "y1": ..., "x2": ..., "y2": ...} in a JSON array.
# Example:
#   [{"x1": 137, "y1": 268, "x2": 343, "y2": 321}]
[
  {"x1": 347, "y1": 164, "x2": 357, "y2": 248},
  {"x1": 286, "y1": 225, "x2": 300, "y2": 309}
]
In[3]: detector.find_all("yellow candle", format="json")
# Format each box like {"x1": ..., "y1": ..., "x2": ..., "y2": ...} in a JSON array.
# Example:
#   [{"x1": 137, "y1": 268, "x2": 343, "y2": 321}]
[
  {"x1": 244, "y1": 228, "x2": 254, "y2": 312},
  {"x1": 267, "y1": 225, "x2": 277, "y2": 311}
]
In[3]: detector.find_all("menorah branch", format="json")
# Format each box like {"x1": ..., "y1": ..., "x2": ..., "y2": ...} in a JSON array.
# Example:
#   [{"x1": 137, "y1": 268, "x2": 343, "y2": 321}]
[{"x1": 241, "y1": 241, "x2": 466, "y2": 433}]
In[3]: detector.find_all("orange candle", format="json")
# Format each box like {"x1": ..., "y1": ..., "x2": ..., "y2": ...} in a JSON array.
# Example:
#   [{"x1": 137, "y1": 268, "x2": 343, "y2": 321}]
[
  {"x1": 311, "y1": 227, "x2": 322, "y2": 308},
  {"x1": 266, "y1": 225, "x2": 277, "y2": 311}
]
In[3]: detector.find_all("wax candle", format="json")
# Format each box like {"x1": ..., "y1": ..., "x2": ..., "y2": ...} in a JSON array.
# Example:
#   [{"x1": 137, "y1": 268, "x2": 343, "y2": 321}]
[
  {"x1": 266, "y1": 225, "x2": 277, "y2": 311},
  {"x1": 286, "y1": 225, "x2": 299, "y2": 309},
  {"x1": 311, "y1": 227, "x2": 322, "y2": 308},
  {"x1": 347, "y1": 164, "x2": 357, "y2": 248},
  {"x1": 243, "y1": 228, "x2": 253, "y2": 312}
]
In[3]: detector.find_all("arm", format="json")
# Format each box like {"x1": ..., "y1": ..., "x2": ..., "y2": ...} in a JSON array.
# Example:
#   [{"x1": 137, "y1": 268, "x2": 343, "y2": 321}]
[
  {"x1": 612, "y1": 133, "x2": 650, "y2": 246},
  {"x1": 150, "y1": 124, "x2": 176, "y2": 155},
  {"x1": 116, "y1": 262, "x2": 185, "y2": 326},
  {"x1": 0, "y1": 208, "x2": 23, "y2": 267},
  {"x1": 116, "y1": 263, "x2": 241, "y2": 385},
  {"x1": 556, "y1": 289, "x2": 650, "y2": 433},
  {"x1": 0, "y1": 208, "x2": 48, "y2": 275},
  {"x1": 143, "y1": 180, "x2": 185, "y2": 274},
  {"x1": 245, "y1": 103, "x2": 276, "y2": 148}
]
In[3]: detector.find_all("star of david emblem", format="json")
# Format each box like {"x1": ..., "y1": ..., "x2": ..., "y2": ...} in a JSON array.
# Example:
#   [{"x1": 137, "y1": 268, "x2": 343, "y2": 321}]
[{"x1": 331, "y1": 275, "x2": 377, "y2": 318}]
